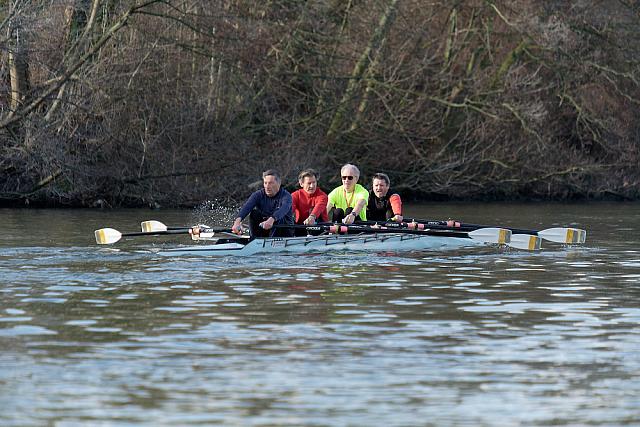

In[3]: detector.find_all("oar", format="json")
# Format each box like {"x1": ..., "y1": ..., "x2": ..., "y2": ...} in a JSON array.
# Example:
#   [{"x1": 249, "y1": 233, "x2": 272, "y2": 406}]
[
  {"x1": 140, "y1": 220, "x2": 241, "y2": 240},
  {"x1": 94, "y1": 227, "x2": 190, "y2": 245},
  {"x1": 356, "y1": 221, "x2": 541, "y2": 250},
  {"x1": 337, "y1": 223, "x2": 512, "y2": 245},
  {"x1": 95, "y1": 224, "x2": 233, "y2": 245},
  {"x1": 274, "y1": 223, "x2": 512, "y2": 245},
  {"x1": 141, "y1": 220, "x2": 188, "y2": 233},
  {"x1": 361, "y1": 220, "x2": 468, "y2": 233},
  {"x1": 385, "y1": 219, "x2": 586, "y2": 244}
]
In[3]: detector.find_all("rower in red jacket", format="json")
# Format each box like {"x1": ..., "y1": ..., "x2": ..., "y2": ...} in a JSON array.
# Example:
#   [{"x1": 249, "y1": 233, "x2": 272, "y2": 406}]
[{"x1": 291, "y1": 169, "x2": 329, "y2": 236}]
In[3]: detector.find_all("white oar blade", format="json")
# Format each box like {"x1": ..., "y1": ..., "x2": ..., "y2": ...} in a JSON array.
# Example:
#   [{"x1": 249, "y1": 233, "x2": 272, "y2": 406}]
[
  {"x1": 141, "y1": 220, "x2": 167, "y2": 232},
  {"x1": 538, "y1": 228, "x2": 586, "y2": 244},
  {"x1": 468, "y1": 228, "x2": 511, "y2": 244},
  {"x1": 95, "y1": 228, "x2": 122, "y2": 245},
  {"x1": 509, "y1": 234, "x2": 542, "y2": 251}
]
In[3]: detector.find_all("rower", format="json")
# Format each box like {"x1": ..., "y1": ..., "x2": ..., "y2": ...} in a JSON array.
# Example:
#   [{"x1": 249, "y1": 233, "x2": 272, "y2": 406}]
[
  {"x1": 366, "y1": 172, "x2": 403, "y2": 223},
  {"x1": 231, "y1": 169, "x2": 294, "y2": 238},
  {"x1": 326, "y1": 163, "x2": 369, "y2": 224},
  {"x1": 291, "y1": 168, "x2": 329, "y2": 236}
]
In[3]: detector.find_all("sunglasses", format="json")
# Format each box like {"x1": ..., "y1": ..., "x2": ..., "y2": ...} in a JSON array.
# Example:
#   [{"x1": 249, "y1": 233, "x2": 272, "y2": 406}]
[{"x1": 341, "y1": 176, "x2": 355, "y2": 180}]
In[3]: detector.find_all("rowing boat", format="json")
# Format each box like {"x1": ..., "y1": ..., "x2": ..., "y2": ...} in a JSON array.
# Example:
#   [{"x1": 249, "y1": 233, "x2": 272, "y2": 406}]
[
  {"x1": 94, "y1": 219, "x2": 586, "y2": 256},
  {"x1": 154, "y1": 230, "x2": 492, "y2": 257}
]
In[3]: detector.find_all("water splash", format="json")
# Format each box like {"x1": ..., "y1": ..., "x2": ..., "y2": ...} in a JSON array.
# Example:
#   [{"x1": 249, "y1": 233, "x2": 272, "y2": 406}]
[{"x1": 191, "y1": 199, "x2": 240, "y2": 227}]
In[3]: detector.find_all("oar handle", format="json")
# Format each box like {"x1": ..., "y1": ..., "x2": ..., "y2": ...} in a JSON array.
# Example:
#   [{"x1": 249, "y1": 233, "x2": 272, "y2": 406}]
[{"x1": 126, "y1": 227, "x2": 233, "y2": 238}]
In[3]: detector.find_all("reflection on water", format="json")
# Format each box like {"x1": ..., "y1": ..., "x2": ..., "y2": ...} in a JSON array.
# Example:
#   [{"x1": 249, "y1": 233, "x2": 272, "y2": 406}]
[{"x1": 1, "y1": 204, "x2": 639, "y2": 426}]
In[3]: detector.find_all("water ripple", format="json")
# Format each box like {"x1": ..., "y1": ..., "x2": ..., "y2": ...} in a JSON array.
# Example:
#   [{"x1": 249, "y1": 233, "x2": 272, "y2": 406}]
[{"x1": 2, "y1": 206, "x2": 640, "y2": 426}]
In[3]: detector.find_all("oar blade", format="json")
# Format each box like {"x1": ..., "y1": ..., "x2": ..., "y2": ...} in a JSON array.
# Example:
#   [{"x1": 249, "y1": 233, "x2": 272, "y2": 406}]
[
  {"x1": 141, "y1": 220, "x2": 167, "y2": 232},
  {"x1": 95, "y1": 228, "x2": 122, "y2": 245},
  {"x1": 509, "y1": 234, "x2": 542, "y2": 251},
  {"x1": 468, "y1": 228, "x2": 511, "y2": 244},
  {"x1": 538, "y1": 228, "x2": 586, "y2": 244}
]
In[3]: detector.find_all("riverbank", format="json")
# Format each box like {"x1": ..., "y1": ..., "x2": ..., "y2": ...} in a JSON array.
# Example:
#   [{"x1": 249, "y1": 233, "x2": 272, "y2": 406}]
[{"x1": 2, "y1": 2, "x2": 639, "y2": 209}]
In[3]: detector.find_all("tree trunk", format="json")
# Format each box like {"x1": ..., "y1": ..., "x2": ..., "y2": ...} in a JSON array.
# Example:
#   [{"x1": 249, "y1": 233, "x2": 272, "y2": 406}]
[
  {"x1": 8, "y1": 30, "x2": 29, "y2": 115},
  {"x1": 326, "y1": 0, "x2": 398, "y2": 138}
]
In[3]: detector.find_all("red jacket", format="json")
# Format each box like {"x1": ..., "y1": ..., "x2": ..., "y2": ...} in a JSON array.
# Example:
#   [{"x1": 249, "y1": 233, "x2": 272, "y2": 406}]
[{"x1": 291, "y1": 188, "x2": 329, "y2": 224}]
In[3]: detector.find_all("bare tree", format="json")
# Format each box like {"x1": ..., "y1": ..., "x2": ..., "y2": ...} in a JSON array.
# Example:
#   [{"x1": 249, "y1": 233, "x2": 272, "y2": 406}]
[{"x1": 1, "y1": 0, "x2": 638, "y2": 206}]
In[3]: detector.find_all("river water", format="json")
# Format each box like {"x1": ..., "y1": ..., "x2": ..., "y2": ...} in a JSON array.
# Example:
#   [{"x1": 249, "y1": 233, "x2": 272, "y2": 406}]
[{"x1": 1, "y1": 203, "x2": 638, "y2": 426}]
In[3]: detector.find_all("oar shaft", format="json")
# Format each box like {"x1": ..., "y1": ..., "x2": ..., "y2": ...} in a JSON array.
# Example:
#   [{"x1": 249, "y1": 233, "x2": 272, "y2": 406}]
[
  {"x1": 455, "y1": 223, "x2": 537, "y2": 235},
  {"x1": 338, "y1": 224, "x2": 470, "y2": 237},
  {"x1": 405, "y1": 218, "x2": 538, "y2": 235},
  {"x1": 273, "y1": 223, "x2": 472, "y2": 238},
  {"x1": 112, "y1": 227, "x2": 231, "y2": 239},
  {"x1": 360, "y1": 220, "x2": 470, "y2": 233},
  {"x1": 122, "y1": 229, "x2": 189, "y2": 237},
  {"x1": 140, "y1": 221, "x2": 232, "y2": 234},
  {"x1": 199, "y1": 227, "x2": 233, "y2": 234}
]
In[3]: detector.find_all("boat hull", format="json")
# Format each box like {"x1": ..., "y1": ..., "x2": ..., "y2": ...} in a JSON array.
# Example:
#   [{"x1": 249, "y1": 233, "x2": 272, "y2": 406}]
[{"x1": 155, "y1": 232, "x2": 484, "y2": 257}]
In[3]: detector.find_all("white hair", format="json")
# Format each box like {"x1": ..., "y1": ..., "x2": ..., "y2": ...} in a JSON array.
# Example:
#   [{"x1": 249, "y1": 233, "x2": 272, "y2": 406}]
[{"x1": 340, "y1": 163, "x2": 360, "y2": 177}]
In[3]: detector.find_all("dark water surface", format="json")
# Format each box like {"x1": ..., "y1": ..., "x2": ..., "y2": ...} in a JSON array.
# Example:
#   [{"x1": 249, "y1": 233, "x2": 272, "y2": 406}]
[{"x1": 1, "y1": 203, "x2": 639, "y2": 426}]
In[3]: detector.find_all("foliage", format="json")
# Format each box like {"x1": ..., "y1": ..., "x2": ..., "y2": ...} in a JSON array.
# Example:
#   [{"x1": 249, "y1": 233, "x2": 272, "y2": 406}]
[{"x1": 1, "y1": 0, "x2": 639, "y2": 207}]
